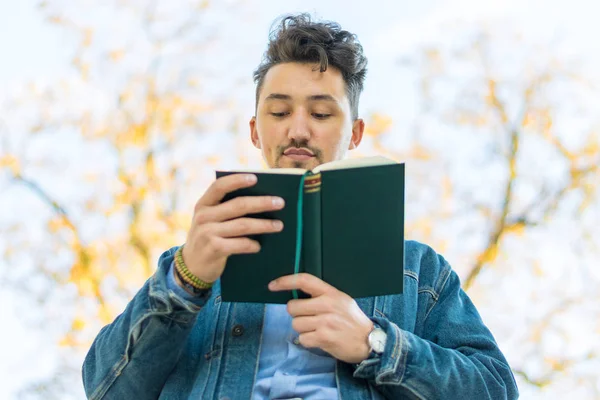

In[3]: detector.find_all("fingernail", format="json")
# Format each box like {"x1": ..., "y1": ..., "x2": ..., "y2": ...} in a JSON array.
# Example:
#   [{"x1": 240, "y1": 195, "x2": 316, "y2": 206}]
[
  {"x1": 246, "y1": 174, "x2": 257, "y2": 183},
  {"x1": 272, "y1": 197, "x2": 284, "y2": 207},
  {"x1": 268, "y1": 280, "x2": 277, "y2": 290},
  {"x1": 272, "y1": 220, "x2": 283, "y2": 230}
]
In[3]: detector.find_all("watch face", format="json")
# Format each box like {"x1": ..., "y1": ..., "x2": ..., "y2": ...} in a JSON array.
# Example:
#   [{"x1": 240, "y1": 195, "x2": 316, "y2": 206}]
[{"x1": 369, "y1": 328, "x2": 387, "y2": 354}]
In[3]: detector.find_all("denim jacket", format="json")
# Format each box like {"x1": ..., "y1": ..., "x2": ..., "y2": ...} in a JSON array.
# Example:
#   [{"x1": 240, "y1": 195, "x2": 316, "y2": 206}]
[{"x1": 82, "y1": 241, "x2": 518, "y2": 399}]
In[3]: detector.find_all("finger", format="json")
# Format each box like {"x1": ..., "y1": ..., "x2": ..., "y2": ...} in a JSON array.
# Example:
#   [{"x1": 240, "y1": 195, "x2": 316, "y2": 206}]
[
  {"x1": 269, "y1": 273, "x2": 334, "y2": 297},
  {"x1": 198, "y1": 173, "x2": 258, "y2": 207},
  {"x1": 198, "y1": 195, "x2": 285, "y2": 224},
  {"x1": 287, "y1": 297, "x2": 331, "y2": 317},
  {"x1": 215, "y1": 217, "x2": 283, "y2": 238},
  {"x1": 298, "y1": 331, "x2": 323, "y2": 349},
  {"x1": 206, "y1": 236, "x2": 261, "y2": 256},
  {"x1": 291, "y1": 315, "x2": 319, "y2": 333}
]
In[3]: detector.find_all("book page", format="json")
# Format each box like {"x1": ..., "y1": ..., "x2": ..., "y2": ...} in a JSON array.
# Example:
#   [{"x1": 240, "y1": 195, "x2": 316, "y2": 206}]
[
  {"x1": 219, "y1": 156, "x2": 397, "y2": 175},
  {"x1": 218, "y1": 167, "x2": 307, "y2": 175},
  {"x1": 312, "y1": 155, "x2": 397, "y2": 173}
]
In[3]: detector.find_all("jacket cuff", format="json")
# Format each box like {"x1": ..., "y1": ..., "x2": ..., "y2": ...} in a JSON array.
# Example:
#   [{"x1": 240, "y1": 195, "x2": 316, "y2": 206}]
[
  {"x1": 166, "y1": 260, "x2": 213, "y2": 301},
  {"x1": 148, "y1": 246, "x2": 212, "y2": 321},
  {"x1": 353, "y1": 316, "x2": 409, "y2": 384}
]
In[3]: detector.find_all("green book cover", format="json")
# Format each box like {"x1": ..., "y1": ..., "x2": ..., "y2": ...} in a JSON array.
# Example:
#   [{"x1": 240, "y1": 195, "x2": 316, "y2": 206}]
[{"x1": 216, "y1": 156, "x2": 405, "y2": 304}]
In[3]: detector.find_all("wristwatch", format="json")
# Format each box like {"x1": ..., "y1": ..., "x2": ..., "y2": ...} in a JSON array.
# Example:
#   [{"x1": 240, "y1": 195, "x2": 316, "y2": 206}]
[{"x1": 367, "y1": 324, "x2": 387, "y2": 355}]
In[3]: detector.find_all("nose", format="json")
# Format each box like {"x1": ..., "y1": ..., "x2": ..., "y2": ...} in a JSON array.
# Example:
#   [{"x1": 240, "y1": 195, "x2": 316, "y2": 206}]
[{"x1": 287, "y1": 110, "x2": 311, "y2": 142}]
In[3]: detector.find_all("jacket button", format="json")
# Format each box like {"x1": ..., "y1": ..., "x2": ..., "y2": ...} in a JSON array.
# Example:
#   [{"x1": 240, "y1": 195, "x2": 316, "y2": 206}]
[{"x1": 232, "y1": 324, "x2": 244, "y2": 337}]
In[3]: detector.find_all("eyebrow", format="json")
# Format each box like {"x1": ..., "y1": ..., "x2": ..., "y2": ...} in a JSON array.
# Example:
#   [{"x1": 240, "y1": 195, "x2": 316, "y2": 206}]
[{"x1": 264, "y1": 93, "x2": 338, "y2": 103}]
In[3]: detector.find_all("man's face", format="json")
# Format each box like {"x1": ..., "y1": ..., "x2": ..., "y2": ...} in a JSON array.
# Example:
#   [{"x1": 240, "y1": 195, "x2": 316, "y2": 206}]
[{"x1": 250, "y1": 62, "x2": 364, "y2": 170}]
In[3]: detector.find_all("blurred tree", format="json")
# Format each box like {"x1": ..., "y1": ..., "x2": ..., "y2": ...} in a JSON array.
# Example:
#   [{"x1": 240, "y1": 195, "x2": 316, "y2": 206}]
[
  {"x1": 364, "y1": 20, "x2": 600, "y2": 399},
  {"x1": 0, "y1": 0, "x2": 254, "y2": 398}
]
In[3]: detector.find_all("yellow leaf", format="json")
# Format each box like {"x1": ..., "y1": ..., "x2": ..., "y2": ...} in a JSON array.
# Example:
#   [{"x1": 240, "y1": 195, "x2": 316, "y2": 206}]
[
  {"x1": 72, "y1": 317, "x2": 86, "y2": 331},
  {"x1": 69, "y1": 260, "x2": 97, "y2": 297},
  {"x1": 530, "y1": 326, "x2": 542, "y2": 342},
  {"x1": 583, "y1": 132, "x2": 599, "y2": 156},
  {"x1": 30, "y1": 123, "x2": 44, "y2": 133},
  {"x1": 365, "y1": 113, "x2": 392, "y2": 137},
  {"x1": 206, "y1": 155, "x2": 221, "y2": 165},
  {"x1": 48, "y1": 15, "x2": 63, "y2": 24},
  {"x1": 532, "y1": 261, "x2": 544, "y2": 277},
  {"x1": 522, "y1": 112, "x2": 535, "y2": 128},
  {"x1": 169, "y1": 211, "x2": 191, "y2": 230},
  {"x1": 238, "y1": 154, "x2": 249, "y2": 166},
  {"x1": 478, "y1": 244, "x2": 499, "y2": 265},
  {"x1": 410, "y1": 143, "x2": 433, "y2": 161},
  {"x1": 72, "y1": 57, "x2": 90, "y2": 80},
  {"x1": 47, "y1": 217, "x2": 65, "y2": 233},
  {"x1": 508, "y1": 221, "x2": 526, "y2": 236},
  {"x1": 98, "y1": 304, "x2": 114, "y2": 325},
  {"x1": 81, "y1": 62, "x2": 90, "y2": 80},
  {"x1": 118, "y1": 124, "x2": 149, "y2": 146},
  {"x1": 132, "y1": 124, "x2": 148, "y2": 145},
  {"x1": 0, "y1": 154, "x2": 20, "y2": 175},
  {"x1": 83, "y1": 28, "x2": 93, "y2": 47},
  {"x1": 59, "y1": 333, "x2": 76, "y2": 347},
  {"x1": 85, "y1": 199, "x2": 97, "y2": 211},
  {"x1": 485, "y1": 79, "x2": 497, "y2": 105},
  {"x1": 544, "y1": 357, "x2": 564, "y2": 370},
  {"x1": 83, "y1": 173, "x2": 98, "y2": 182},
  {"x1": 109, "y1": 49, "x2": 125, "y2": 62},
  {"x1": 442, "y1": 174, "x2": 453, "y2": 202}
]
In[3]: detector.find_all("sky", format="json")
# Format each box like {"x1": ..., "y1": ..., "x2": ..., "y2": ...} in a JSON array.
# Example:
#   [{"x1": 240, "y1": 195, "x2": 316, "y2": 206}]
[{"x1": 1, "y1": 0, "x2": 599, "y2": 398}]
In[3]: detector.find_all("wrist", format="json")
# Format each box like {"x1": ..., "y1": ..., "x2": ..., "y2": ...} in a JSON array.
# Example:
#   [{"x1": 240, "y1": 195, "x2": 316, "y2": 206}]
[
  {"x1": 356, "y1": 344, "x2": 371, "y2": 364},
  {"x1": 174, "y1": 246, "x2": 214, "y2": 295},
  {"x1": 176, "y1": 246, "x2": 214, "y2": 288},
  {"x1": 359, "y1": 322, "x2": 387, "y2": 364},
  {"x1": 172, "y1": 265, "x2": 200, "y2": 296},
  {"x1": 350, "y1": 320, "x2": 374, "y2": 364},
  {"x1": 181, "y1": 245, "x2": 218, "y2": 284}
]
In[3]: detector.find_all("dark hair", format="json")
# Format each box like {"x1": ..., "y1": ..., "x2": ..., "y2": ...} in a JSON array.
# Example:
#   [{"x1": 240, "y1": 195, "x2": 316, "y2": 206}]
[{"x1": 253, "y1": 13, "x2": 368, "y2": 120}]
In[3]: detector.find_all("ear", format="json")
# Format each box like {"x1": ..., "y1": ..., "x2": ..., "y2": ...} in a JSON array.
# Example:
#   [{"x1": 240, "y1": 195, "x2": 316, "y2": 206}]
[
  {"x1": 250, "y1": 117, "x2": 261, "y2": 149},
  {"x1": 348, "y1": 119, "x2": 365, "y2": 150}
]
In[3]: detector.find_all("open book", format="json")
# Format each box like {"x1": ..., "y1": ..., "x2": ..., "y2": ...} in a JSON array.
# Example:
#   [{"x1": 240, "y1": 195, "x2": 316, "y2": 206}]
[{"x1": 216, "y1": 156, "x2": 405, "y2": 304}]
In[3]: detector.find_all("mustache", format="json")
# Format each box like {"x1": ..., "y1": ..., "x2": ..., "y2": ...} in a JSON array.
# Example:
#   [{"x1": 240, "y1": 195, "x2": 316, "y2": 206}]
[{"x1": 278, "y1": 140, "x2": 321, "y2": 157}]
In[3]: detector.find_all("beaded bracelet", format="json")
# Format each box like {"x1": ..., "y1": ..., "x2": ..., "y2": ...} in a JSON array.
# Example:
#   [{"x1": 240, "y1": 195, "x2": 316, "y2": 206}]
[{"x1": 174, "y1": 245, "x2": 214, "y2": 290}]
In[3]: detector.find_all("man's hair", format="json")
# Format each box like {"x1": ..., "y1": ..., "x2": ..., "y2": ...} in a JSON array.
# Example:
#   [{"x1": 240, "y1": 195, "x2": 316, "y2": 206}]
[{"x1": 253, "y1": 13, "x2": 368, "y2": 120}]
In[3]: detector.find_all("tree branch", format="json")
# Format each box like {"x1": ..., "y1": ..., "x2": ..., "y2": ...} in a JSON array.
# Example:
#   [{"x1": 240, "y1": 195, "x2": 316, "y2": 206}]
[
  {"x1": 10, "y1": 173, "x2": 106, "y2": 307},
  {"x1": 512, "y1": 369, "x2": 552, "y2": 388},
  {"x1": 464, "y1": 80, "x2": 522, "y2": 289}
]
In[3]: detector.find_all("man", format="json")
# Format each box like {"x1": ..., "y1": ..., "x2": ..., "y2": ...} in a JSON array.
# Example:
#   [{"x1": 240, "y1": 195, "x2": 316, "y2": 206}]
[{"x1": 82, "y1": 14, "x2": 519, "y2": 400}]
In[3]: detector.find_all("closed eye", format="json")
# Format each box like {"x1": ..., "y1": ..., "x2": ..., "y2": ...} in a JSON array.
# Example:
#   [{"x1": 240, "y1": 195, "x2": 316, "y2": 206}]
[
  {"x1": 271, "y1": 112, "x2": 289, "y2": 118},
  {"x1": 313, "y1": 113, "x2": 331, "y2": 119}
]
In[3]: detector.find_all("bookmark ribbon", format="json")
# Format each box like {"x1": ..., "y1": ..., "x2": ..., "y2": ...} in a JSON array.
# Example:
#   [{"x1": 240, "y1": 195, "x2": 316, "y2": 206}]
[{"x1": 292, "y1": 172, "x2": 308, "y2": 300}]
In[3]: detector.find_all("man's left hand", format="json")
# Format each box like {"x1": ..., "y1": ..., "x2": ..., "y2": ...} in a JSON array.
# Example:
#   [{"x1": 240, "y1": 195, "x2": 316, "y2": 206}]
[{"x1": 269, "y1": 273, "x2": 374, "y2": 364}]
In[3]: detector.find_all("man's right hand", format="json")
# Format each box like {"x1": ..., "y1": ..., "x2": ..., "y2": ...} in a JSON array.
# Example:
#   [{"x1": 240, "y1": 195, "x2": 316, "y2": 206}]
[{"x1": 181, "y1": 173, "x2": 285, "y2": 284}]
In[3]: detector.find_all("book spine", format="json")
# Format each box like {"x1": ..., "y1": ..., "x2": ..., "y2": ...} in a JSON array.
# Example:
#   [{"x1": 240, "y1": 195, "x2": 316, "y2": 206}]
[{"x1": 302, "y1": 172, "x2": 322, "y2": 280}]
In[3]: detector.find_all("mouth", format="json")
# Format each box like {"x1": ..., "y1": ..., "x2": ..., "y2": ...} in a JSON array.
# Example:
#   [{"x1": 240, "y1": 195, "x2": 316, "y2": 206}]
[{"x1": 283, "y1": 148, "x2": 315, "y2": 161}]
